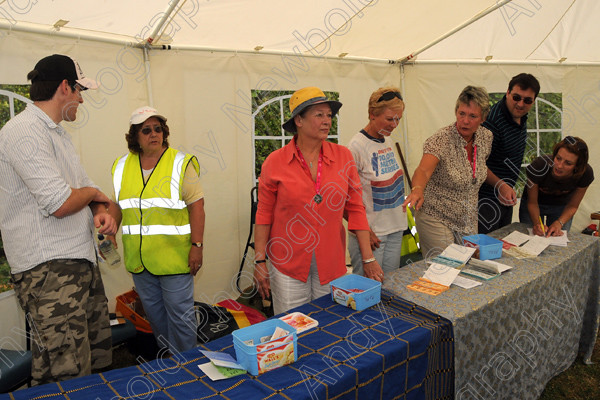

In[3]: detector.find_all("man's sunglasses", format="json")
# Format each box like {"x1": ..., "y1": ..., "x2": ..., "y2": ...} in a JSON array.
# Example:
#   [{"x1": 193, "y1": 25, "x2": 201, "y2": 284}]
[
  {"x1": 377, "y1": 91, "x2": 403, "y2": 102},
  {"x1": 69, "y1": 83, "x2": 86, "y2": 93},
  {"x1": 141, "y1": 126, "x2": 163, "y2": 135},
  {"x1": 511, "y1": 93, "x2": 534, "y2": 105}
]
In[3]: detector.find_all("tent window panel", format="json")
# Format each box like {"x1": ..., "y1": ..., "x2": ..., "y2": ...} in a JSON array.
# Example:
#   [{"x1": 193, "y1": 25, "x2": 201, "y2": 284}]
[
  {"x1": 254, "y1": 139, "x2": 283, "y2": 180},
  {"x1": 252, "y1": 89, "x2": 340, "y2": 183},
  {"x1": 254, "y1": 102, "x2": 282, "y2": 137},
  {"x1": 489, "y1": 92, "x2": 562, "y2": 198},
  {"x1": 535, "y1": 95, "x2": 562, "y2": 130},
  {"x1": 0, "y1": 85, "x2": 30, "y2": 129},
  {"x1": 0, "y1": 84, "x2": 31, "y2": 294}
]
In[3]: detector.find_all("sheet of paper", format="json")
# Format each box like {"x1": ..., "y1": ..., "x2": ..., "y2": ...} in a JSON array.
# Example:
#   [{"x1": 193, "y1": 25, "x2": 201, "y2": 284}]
[
  {"x1": 502, "y1": 231, "x2": 530, "y2": 246},
  {"x1": 526, "y1": 228, "x2": 569, "y2": 246},
  {"x1": 201, "y1": 350, "x2": 244, "y2": 370},
  {"x1": 452, "y1": 275, "x2": 482, "y2": 288},
  {"x1": 547, "y1": 233, "x2": 569, "y2": 246},
  {"x1": 503, "y1": 246, "x2": 536, "y2": 259},
  {"x1": 519, "y1": 235, "x2": 550, "y2": 256},
  {"x1": 483, "y1": 260, "x2": 513, "y2": 273},
  {"x1": 199, "y1": 362, "x2": 245, "y2": 381},
  {"x1": 440, "y1": 244, "x2": 477, "y2": 263},
  {"x1": 423, "y1": 263, "x2": 461, "y2": 286}
]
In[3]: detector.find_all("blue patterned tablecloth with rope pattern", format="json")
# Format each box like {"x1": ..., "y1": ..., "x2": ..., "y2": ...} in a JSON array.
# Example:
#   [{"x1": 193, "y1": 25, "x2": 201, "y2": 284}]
[{"x1": 3, "y1": 290, "x2": 454, "y2": 400}]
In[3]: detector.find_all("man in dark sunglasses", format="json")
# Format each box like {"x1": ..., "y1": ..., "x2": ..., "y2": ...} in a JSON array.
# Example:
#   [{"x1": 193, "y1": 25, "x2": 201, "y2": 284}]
[{"x1": 478, "y1": 73, "x2": 540, "y2": 234}]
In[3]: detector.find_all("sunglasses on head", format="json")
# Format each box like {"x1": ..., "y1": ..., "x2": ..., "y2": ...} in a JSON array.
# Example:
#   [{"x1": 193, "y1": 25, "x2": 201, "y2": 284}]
[
  {"x1": 140, "y1": 125, "x2": 163, "y2": 135},
  {"x1": 511, "y1": 93, "x2": 534, "y2": 105},
  {"x1": 563, "y1": 136, "x2": 588, "y2": 153},
  {"x1": 377, "y1": 91, "x2": 403, "y2": 102}
]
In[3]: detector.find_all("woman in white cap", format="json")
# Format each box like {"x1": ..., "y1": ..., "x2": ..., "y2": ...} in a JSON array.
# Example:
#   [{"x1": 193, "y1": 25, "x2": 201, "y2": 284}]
[
  {"x1": 111, "y1": 106, "x2": 205, "y2": 355},
  {"x1": 254, "y1": 87, "x2": 383, "y2": 315},
  {"x1": 347, "y1": 87, "x2": 407, "y2": 278}
]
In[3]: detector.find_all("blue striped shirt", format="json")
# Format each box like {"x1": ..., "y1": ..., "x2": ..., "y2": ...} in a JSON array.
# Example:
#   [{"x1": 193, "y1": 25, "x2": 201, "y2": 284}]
[
  {"x1": 479, "y1": 96, "x2": 528, "y2": 201},
  {"x1": 0, "y1": 104, "x2": 98, "y2": 273}
]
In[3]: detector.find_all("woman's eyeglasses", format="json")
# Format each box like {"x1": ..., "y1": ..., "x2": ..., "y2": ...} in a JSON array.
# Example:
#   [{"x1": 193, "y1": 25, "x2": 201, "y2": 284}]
[
  {"x1": 511, "y1": 93, "x2": 534, "y2": 105},
  {"x1": 141, "y1": 126, "x2": 163, "y2": 135},
  {"x1": 377, "y1": 91, "x2": 403, "y2": 102}
]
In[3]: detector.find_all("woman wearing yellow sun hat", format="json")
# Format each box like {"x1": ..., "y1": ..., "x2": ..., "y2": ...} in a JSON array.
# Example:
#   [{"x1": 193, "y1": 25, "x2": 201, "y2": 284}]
[{"x1": 253, "y1": 87, "x2": 382, "y2": 315}]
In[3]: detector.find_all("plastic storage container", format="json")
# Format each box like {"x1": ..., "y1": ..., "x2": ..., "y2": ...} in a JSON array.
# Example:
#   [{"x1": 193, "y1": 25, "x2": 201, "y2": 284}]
[
  {"x1": 330, "y1": 274, "x2": 381, "y2": 311},
  {"x1": 115, "y1": 290, "x2": 153, "y2": 333},
  {"x1": 232, "y1": 319, "x2": 297, "y2": 375},
  {"x1": 462, "y1": 234, "x2": 503, "y2": 260}
]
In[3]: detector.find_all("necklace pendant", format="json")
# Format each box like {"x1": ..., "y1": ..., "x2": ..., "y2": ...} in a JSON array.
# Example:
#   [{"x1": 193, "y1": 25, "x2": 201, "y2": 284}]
[
  {"x1": 472, "y1": 177, "x2": 477, "y2": 184},
  {"x1": 313, "y1": 194, "x2": 323, "y2": 204}
]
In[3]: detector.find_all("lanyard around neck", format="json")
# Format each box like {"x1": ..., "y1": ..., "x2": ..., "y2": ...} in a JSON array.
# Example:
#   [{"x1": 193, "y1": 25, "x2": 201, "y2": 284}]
[
  {"x1": 295, "y1": 144, "x2": 323, "y2": 203},
  {"x1": 466, "y1": 143, "x2": 477, "y2": 184}
]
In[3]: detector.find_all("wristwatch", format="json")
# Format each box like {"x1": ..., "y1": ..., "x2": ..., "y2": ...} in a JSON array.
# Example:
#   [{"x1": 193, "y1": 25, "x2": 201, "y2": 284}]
[{"x1": 191, "y1": 242, "x2": 203, "y2": 248}]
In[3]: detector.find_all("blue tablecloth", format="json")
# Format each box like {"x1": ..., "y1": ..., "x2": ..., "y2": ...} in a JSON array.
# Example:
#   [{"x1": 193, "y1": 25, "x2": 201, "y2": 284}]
[{"x1": 2, "y1": 290, "x2": 454, "y2": 400}]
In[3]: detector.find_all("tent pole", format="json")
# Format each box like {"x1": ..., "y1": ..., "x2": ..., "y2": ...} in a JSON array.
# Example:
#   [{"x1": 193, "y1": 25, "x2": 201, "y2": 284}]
[
  {"x1": 0, "y1": 20, "x2": 138, "y2": 47},
  {"x1": 0, "y1": 20, "x2": 397, "y2": 65},
  {"x1": 399, "y1": 0, "x2": 513, "y2": 64},
  {"x1": 410, "y1": 59, "x2": 600, "y2": 66},
  {"x1": 146, "y1": 0, "x2": 182, "y2": 45},
  {"x1": 399, "y1": 63, "x2": 411, "y2": 189},
  {"x1": 143, "y1": 47, "x2": 154, "y2": 107}
]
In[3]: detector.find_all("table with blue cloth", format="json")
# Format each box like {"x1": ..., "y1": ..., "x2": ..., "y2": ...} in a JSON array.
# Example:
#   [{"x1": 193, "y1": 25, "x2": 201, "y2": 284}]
[
  {"x1": 2, "y1": 290, "x2": 454, "y2": 400},
  {"x1": 384, "y1": 222, "x2": 600, "y2": 400}
]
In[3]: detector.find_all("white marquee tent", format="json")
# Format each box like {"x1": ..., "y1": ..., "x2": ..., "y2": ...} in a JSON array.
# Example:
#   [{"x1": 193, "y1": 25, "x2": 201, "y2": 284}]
[{"x1": 1, "y1": 0, "x2": 599, "y2": 345}]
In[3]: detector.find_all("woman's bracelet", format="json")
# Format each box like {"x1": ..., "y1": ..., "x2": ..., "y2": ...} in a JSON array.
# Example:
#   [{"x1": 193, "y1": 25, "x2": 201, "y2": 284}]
[
  {"x1": 412, "y1": 185, "x2": 424, "y2": 191},
  {"x1": 557, "y1": 219, "x2": 564, "y2": 227},
  {"x1": 362, "y1": 257, "x2": 376, "y2": 264},
  {"x1": 254, "y1": 259, "x2": 267, "y2": 265}
]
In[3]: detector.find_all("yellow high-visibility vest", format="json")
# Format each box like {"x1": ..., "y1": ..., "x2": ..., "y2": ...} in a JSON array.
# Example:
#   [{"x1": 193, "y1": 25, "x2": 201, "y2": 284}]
[{"x1": 112, "y1": 148, "x2": 200, "y2": 275}]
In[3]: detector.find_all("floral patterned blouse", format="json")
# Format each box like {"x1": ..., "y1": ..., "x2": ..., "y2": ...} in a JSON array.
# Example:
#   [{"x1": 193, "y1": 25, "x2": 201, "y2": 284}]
[{"x1": 420, "y1": 123, "x2": 493, "y2": 235}]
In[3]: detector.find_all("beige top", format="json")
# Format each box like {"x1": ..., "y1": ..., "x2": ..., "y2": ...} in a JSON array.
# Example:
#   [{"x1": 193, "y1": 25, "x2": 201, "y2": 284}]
[{"x1": 142, "y1": 162, "x2": 204, "y2": 205}]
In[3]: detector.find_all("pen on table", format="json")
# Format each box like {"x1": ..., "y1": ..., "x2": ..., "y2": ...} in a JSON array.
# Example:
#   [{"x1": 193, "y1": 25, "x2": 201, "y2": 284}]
[{"x1": 539, "y1": 216, "x2": 546, "y2": 236}]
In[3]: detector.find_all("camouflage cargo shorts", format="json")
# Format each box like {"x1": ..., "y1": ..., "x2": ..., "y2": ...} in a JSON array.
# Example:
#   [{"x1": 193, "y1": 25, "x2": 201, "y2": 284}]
[{"x1": 11, "y1": 259, "x2": 112, "y2": 385}]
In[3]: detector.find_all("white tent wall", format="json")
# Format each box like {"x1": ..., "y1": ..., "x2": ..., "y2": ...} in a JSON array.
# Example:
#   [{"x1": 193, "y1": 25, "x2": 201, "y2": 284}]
[
  {"x1": 0, "y1": 31, "x2": 401, "y2": 344},
  {"x1": 146, "y1": 49, "x2": 401, "y2": 302}
]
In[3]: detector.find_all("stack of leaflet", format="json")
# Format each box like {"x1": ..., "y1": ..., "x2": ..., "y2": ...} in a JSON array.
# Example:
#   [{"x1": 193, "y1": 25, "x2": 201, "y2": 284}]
[
  {"x1": 501, "y1": 230, "x2": 566, "y2": 258},
  {"x1": 408, "y1": 245, "x2": 475, "y2": 294},
  {"x1": 461, "y1": 258, "x2": 512, "y2": 280},
  {"x1": 527, "y1": 228, "x2": 569, "y2": 247},
  {"x1": 407, "y1": 244, "x2": 514, "y2": 294},
  {"x1": 199, "y1": 350, "x2": 246, "y2": 380},
  {"x1": 433, "y1": 244, "x2": 512, "y2": 282}
]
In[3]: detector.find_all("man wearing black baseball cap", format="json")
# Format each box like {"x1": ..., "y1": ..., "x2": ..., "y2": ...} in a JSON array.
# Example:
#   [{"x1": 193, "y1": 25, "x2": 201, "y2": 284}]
[{"x1": 0, "y1": 54, "x2": 121, "y2": 385}]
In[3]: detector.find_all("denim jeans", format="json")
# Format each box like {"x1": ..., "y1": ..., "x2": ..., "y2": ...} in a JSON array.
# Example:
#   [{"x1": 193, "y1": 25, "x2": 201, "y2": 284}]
[
  {"x1": 348, "y1": 230, "x2": 404, "y2": 276},
  {"x1": 518, "y1": 201, "x2": 573, "y2": 231},
  {"x1": 132, "y1": 270, "x2": 196, "y2": 354}
]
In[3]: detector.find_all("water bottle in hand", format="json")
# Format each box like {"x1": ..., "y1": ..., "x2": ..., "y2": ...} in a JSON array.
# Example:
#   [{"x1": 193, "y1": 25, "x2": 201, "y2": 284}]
[{"x1": 98, "y1": 233, "x2": 121, "y2": 265}]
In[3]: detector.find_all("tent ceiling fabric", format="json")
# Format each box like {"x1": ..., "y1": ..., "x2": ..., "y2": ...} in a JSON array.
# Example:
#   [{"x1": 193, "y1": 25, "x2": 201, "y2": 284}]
[
  {"x1": 3, "y1": 0, "x2": 595, "y2": 63},
  {"x1": 419, "y1": 0, "x2": 599, "y2": 64}
]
